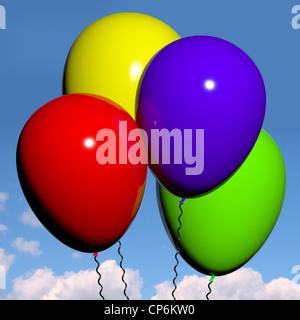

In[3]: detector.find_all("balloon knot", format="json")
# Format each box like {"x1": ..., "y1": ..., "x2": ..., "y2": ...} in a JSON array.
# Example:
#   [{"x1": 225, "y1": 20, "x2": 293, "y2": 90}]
[
  {"x1": 209, "y1": 273, "x2": 215, "y2": 283},
  {"x1": 93, "y1": 252, "x2": 98, "y2": 257},
  {"x1": 179, "y1": 198, "x2": 185, "y2": 205}
]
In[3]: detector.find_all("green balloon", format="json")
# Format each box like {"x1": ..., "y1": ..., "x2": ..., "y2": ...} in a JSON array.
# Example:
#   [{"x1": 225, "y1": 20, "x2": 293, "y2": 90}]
[{"x1": 157, "y1": 129, "x2": 286, "y2": 276}]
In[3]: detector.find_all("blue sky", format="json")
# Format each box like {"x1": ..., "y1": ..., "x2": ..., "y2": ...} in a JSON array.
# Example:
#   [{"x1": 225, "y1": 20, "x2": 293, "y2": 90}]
[{"x1": 0, "y1": 0, "x2": 300, "y2": 299}]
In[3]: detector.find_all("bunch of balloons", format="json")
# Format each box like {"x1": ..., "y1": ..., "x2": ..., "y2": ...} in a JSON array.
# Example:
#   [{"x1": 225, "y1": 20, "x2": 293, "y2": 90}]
[
  {"x1": 138, "y1": 30, "x2": 286, "y2": 277},
  {"x1": 16, "y1": 12, "x2": 286, "y2": 289},
  {"x1": 136, "y1": 30, "x2": 286, "y2": 277},
  {"x1": 17, "y1": 13, "x2": 180, "y2": 253}
]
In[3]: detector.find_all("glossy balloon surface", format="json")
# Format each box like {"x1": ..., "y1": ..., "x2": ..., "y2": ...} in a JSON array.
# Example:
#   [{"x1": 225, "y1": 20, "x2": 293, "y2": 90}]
[
  {"x1": 137, "y1": 36, "x2": 266, "y2": 198},
  {"x1": 64, "y1": 12, "x2": 180, "y2": 119},
  {"x1": 157, "y1": 130, "x2": 286, "y2": 276},
  {"x1": 17, "y1": 94, "x2": 147, "y2": 252}
]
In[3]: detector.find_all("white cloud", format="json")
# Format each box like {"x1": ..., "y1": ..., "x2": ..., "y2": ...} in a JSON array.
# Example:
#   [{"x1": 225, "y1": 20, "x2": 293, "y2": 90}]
[
  {"x1": 0, "y1": 248, "x2": 14, "y2": 272},
  {"x1": 7, "y1": 260, "x2": 142, "y2": 300},
  {"x1": 7, "y1": 268, "x2": 57, "y2": 300},
  {"x1": 151, "y1": 268, "x2": 300, "y2": 300},
  {"x1": 5, "y1": 261, "x2": 300, "y2": 300},
  {"x1": 11, "y1": 237, "x2": 42, "y2": 256},
  {"x1": 0, "y1": 192, "x2": 9, "y2": 211},
  {"x1": 0, "y1": 224, "x2": 8, "y2": 235},
  {"x1": 19, "y1": 209, "x2": 42, "y2": 228},
  {"x1": 71, "y1": 252, "x2": 83, "y2": 259}
]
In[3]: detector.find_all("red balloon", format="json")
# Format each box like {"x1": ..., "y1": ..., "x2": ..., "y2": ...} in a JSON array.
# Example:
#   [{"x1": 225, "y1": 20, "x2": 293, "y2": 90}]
[{"x1": 17, "y1": 94, "x2": 147, "y2": 253}]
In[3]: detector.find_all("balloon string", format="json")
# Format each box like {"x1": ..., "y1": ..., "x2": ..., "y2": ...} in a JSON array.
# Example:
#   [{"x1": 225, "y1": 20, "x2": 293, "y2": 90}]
[
  {"x1": 93, "y1": 252, "x2": 105, "y2": 300},
  {"x1": 172, "y1": 198, "x2": 185, "y2": 300},
  {"x1": 117, "y1": 240, "x2": 129, "y2": 300},
  {"x1": 206, "y1": 273, "x2": 215, "y2": 300}
]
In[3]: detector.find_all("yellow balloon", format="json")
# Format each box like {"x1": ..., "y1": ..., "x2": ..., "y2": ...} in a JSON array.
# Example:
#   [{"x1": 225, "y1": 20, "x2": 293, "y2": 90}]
[{"x1": 63, "y1": 12, "x2": 180, "y2": 119}]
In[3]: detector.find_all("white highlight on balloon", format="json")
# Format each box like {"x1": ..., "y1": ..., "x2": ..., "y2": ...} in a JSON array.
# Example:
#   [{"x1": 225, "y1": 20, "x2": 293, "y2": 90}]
[
  {"x1": 84, "y1": 138, "x2": 95, "y2": 148},
  {"x1": 130, "y1": 62, "x2": 142, "y2": 79},
  {"x1": 204, "y1": 80, "x2": 215, "y2": 90}
]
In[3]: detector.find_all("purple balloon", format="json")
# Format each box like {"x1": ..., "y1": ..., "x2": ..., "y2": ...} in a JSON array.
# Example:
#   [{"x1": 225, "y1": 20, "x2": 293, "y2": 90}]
[{"x1": 136, "y1": 36, "x2": 266, "y2": 198}]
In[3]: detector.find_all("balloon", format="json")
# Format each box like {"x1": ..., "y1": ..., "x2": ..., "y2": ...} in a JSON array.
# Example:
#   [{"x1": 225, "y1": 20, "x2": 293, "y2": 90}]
[
  {"x1": 17, "y1": 94, "x2": 147, "y2": 253},
  {"x1": 137, "y1": 36, "x2": 266, "y2": 198},
  {"x1": 157, "y1": 129, "x2": 286, "y2": 276},
  {"x1": 63, "y1": 12, "x2": 180, "y2": 119}
]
